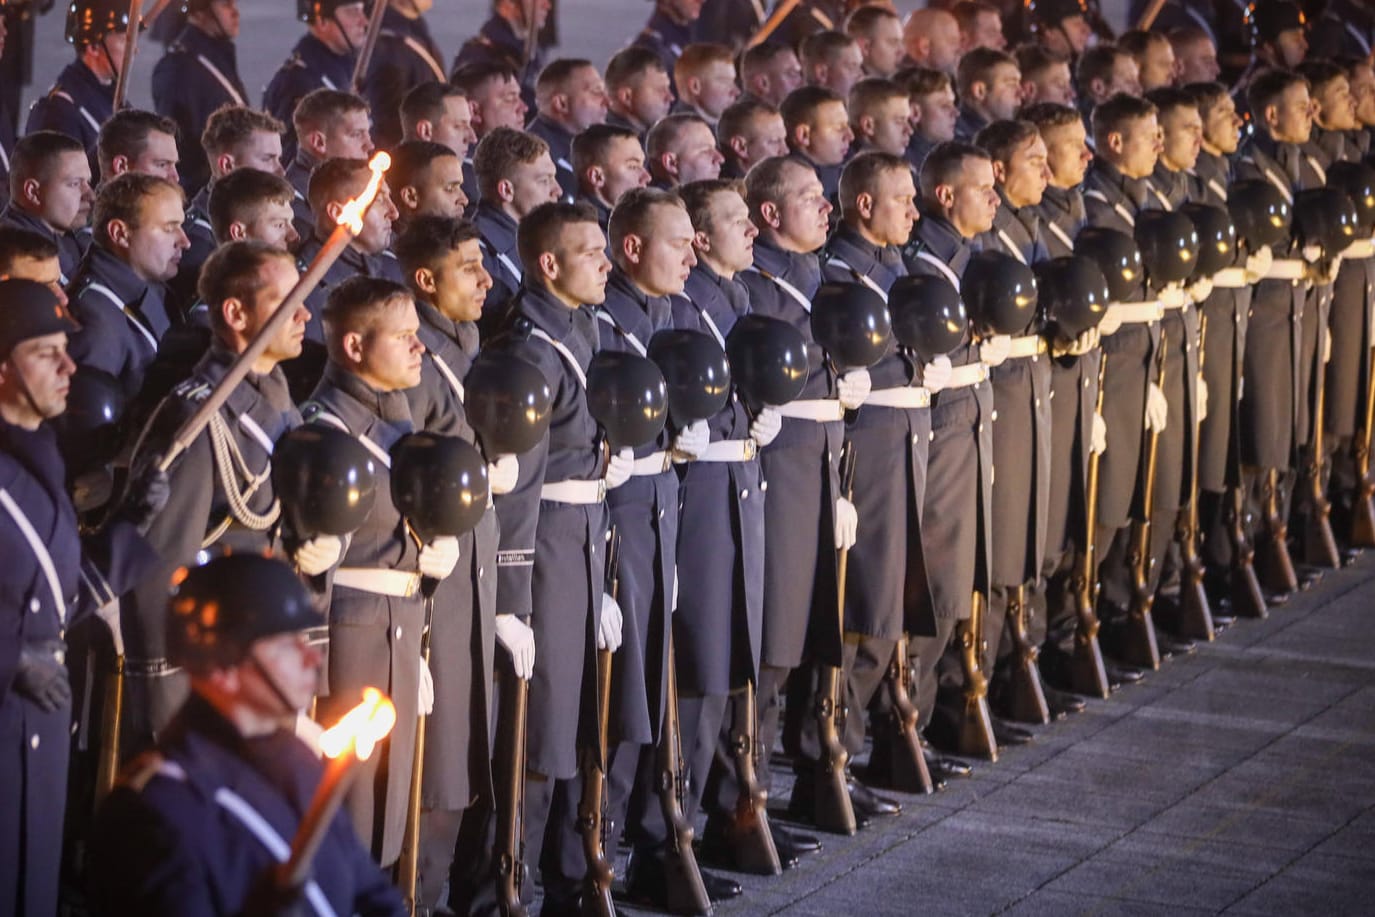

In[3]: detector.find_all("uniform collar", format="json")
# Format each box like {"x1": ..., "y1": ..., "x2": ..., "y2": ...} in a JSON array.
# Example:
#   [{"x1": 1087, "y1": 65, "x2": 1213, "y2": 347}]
[
  {"x1": 475, "y1": 201, "x2": 519, "y2": 253},
  {"x1": 318, "y1": 361, "x2": 414, "y2": 426},
  {"x1": 415, "y1": 297, "x2": 479, "y2": 357},
  {"x1": 178, "y1": 22, "x2": 239, "y2": 67}
]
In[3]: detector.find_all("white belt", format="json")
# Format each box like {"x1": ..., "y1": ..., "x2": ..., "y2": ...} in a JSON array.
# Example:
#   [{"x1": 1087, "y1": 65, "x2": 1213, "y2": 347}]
[
  {"x1": 864, "y1": 386, "x2": 931, "y2": 408},
  {"x1": 632, "y1": 451, "x2": 672, "y2": 476},
  {"x1": 1106, "y1": 300, "x2": 1164, "y2": 325},
  {"x1": 1006, "y1": 335, "x2": 1047, "y2": 358},
  {"x1": 776, "y1": 398, "x2": 845, "y2": 422},
  {"x1": 540, "y1": 478, "x2": 606, "y2": 504},
  {"x1": 698, "y1": 438, "x2": 757, "y2": 461},
  {"x1": 1265, "y1": 258, "x2": 1307, "y2": 280},
  {"x1": 1212, "y1": 267, "x2": 1249, "y2": 288},
  {"x1": 1159, "y1": 287, "x2": 1189, "y2": 310},
  {"x1": 333, "y1": 568, "x2": 421, "y2": 598},
  {"x1": 945, "y1": 362, "x2": 989, "y2": 389},
  {"x1": 1346, "y1": 238, "x2": 1375, "y2": 259}
]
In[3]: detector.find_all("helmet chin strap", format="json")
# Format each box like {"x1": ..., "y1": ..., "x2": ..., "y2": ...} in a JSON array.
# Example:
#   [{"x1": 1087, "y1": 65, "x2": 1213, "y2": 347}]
[
  {"x1": 332, "y1": 9, "x2": 358, "y2": 55},
  {"x1": 250, "y1": 652, "x2": 304, "y2": 716},
  {"x1": 4, "y1": 359, "x2": 51, "y2": 425}
]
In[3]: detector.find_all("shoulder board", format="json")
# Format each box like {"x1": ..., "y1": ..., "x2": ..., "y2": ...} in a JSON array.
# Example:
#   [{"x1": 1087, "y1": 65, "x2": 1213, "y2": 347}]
[{"x1": 171, "y1": 379, "x2": 212, "y2": 402}]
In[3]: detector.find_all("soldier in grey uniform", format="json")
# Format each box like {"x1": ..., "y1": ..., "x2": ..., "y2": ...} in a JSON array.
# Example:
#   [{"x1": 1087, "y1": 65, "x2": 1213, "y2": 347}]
[
  {"x1": 0, "y1": 132, "x2": 93, "y2": 285},
  {"x1": 570, "y1": 123, "x2": 651, "y2": 235},
  {"x1": 359, "y1": 0, "x2": 447, "y2": 151},
  {"x1": 286, "y1": 90, "x2": 375, "y2": 253},
  {"x1": 526, "y1": 58, "x2": 610, "y2": 202},
  {"x1": 716, "y1": 98, "x2": 789, "y2": 181}
]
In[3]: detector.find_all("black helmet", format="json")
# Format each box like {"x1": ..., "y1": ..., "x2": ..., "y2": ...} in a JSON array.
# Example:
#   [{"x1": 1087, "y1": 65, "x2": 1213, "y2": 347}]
[
  {"x1": 64, "y1": 0, "x2": 131, "y2": 46},
  {"x1": 962, "y1": 250, "x2": 1039, "y2": 336},
  {"x1": 647, "y1": 329, "x2": 732, "y2": 427},
  {"x1": 1033, "y1": 256, "x2": 1110, "y2": 343},
  {"x1": 272, "y1": 424, "x2": 379, "y2": 539},
  {"x1": 1227, "y1": 179, "x2": 1291, "y2": 250},
  {"x1": 887, "y1": 274, "x2": 966, "y2": 362},
  {"x1": 1180, "y1": 202, "x2": 1238, "y2": 279},
  {"x1": 0, "y1": 278, "x2": 80, "y2": 357},
  {"x1": 809, "y1": 282, "x2": 892, "y2": 371},
  {"x1": 167, "y1": 553, "x2": 324, "y2": 673},
  {"x1": 1135, "y1": 210, "x2": 1199, "y2": 289},
  {"x1": 464, "y1": 352, "x2": 554, "y2": 457},
  {"x1": 1246, "y1": 0, "x2": 1305, "y2": 47},
  {"x1": 390, "y1": 433, "x2": 488, "y2": 543},
  {"x1": 297, "y1": 0, "x2": 362, "y2": 25},
  {"x1": 1327, "y1": 161, "x2": 1375, "y2": 236},
  {"x1": 51, "y1": 367, "x2": 124, "y2": 474},
  {"x1": 1027, "y1": 0, "x2": 1087, "y2": 27},
  {"x1": 1074, "y1": 227, "x2": 1144, "y2": 302},
  {"x1": 1293, "y1": 187, "x2": 1360, "y2": 257},
  {"x1": 586, "y1": 350, "x2": 668, "y2": 450},
  {"x1": 724, "y1": 314, "x2": 809, "y2": 412}
]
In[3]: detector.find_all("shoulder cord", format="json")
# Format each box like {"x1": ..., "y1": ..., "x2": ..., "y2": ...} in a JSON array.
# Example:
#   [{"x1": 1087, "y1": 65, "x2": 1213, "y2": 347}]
[{"x1": 202, "y1": 412, "x2": 280, "y2": 547}]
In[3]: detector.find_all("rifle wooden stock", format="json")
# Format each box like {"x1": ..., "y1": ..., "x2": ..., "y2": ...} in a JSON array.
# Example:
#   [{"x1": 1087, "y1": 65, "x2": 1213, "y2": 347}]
[
  {"x1": 1123, "y1": 333, "x2": 1167, "y2": 671},
  {"x1": 1228, "y1": 482, "x2": 1268, "y2": 618},
  {"x1": 1004, "y1": 585, "x2": 1050, "y2": 723},
  {"x1": 398, "y1": 593, "x2": 435, "y2": 914},
  {"x1": 956, "y1": 591, "x2": 997, "y2": 761},
  {"x1": 1258, "y1": 467, "x2": 1298, "y2": 593},
  {"x1": 746, "y1": 0, "x2": 801, "y2": 48},
  {"x1": 579, "y1": 527, "x2": 618, "y2": 917},
  {"x1": 725, "y1": 681, "x2": 782, "y2": 874},
  {"x1": 656, "y1": 632, "x2": 712, "y2": 915},
  {"x1": 1302, "y1": 317, "x2": 1340, "y2": 569},
  {"x1": 350, "y1": 0, "x2": 391, "y2": 92},
  {"x1": 1350, "y1": 342, "x2": 1375, "y2": 546},
  {"x1": 94, "y1": 654, "x2": 125, "y2": 801},
  {"x1": 879, "y1": 636, "x2": 933, "y2": 794},
  {"x1": 813, "y1": 443, "x2": 857, "y2": 834},
  {"x1": 111, "y1": 0, "x2": 144, "y2": 111},
  {"x1": 1176, "y1": 315, "x2": 1215, "y2": 641},
  {"x1": 1072, "y1": 354, "x2": 1111, "y2": 698},
  {"x1": 494, "y1": 663, "x2": 529, "y2": 917}
]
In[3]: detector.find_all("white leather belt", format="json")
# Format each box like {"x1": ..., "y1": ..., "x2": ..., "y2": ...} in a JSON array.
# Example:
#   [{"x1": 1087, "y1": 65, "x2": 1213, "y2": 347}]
[
  {"x1": 540, "y1": 479, "x2": 606, "y2": 504},
  {"x1": 632, "y1": 451, "x2": 672, "y2": 476},
  {"x1": 1106, "y1": 300, "x2": 1164, "y2": 324},
  {"x1": 1159, "y1": 287, "x2": 1189, "y2": 310},
  {"x1": 333, "y1": 568, "x2": 421, "y2": 598},
  {"x1": 864, "y1": 386, "x2": 931, "y2": 408},
  {"x1": 1266, "y1": 258, "x2": 1307, "y2": 280},
  {"x1": 1006, "y1": 335, "x2": 1047, "y2": 358},
  {"x1": 945, "y1": 362, "x2": 989, "y2": 389},
  {"x1": 776, "y1": 398, "x2": 845, "y2": 422},
  {"x1": 1346, "y1": 238, "x2": 1375, "y2": 259},
  {"x1": 698, "y1": 439, "x2": 757, "y2": 461},
  {"x1": 1212, "y1": 267, "x2": 1249, "y2": 288}
]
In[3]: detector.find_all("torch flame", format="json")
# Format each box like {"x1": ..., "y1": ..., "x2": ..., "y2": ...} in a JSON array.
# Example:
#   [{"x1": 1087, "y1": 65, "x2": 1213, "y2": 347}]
[
  {"x1": 319, "y1": 686, "x2": 397, "y2": 761},
  {"x1": 336, "y1": 152, "x2": 392, "y2": 235}
]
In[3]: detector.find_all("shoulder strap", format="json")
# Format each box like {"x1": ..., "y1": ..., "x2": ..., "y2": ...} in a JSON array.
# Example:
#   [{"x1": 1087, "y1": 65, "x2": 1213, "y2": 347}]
[
  {"x1": 594, "y1": 309, "x2": 648, "y2": 355},
  {"x1": 211, "y1": 787, "x2": 340, "y2": 917},
  {"x1": 428, "y1": 351, "x2": 466, "y2": 402},
  {"x1": 528, "y1": 327, "x2": 588, "y2": 388},
  {"x1": 913, "y1": 249, "x2": 961, "y2": 291},
  {"x1": 0, "y1": 487, "x2": 67, "y2": 621},
  {"x1": 306, "y1": 407, "x2": 392, "y2": 469},
  {"x1": 825, "y1": 256, "x2": 889, "y2": 302},
  {"x1": 194, "y1": 55, "x2": 246, "y2": 105},
  {"x1": 743, "y1": 265, "x2": 813, "y2": 312},
  {"x1": 1083, "y1": 188, "x2": 1137, "y2": 228},
  {"x1": 82, "y1": 282, "x2": 159, "y2": 350}
]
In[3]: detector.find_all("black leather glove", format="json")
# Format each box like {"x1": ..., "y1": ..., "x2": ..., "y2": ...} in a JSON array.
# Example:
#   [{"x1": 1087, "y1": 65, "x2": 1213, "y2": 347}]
[
  {"x1": 119, "y1": 465, "x2": 171, "y2": 534},
  {"x1": 15, "y1": 641, "x2": 71, "y2": 713}
]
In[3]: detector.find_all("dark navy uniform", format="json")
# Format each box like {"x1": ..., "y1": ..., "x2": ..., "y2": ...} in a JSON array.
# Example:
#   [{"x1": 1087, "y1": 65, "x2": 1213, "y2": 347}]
[
  {"x1": 284, "y1": 148, "x2": 321, "y2": 249},
  {"x1": 1308, "y1": 0, "x2": 1374, "y2": 60},
  {"x1": 0, "y1": 203, "x2": 87, "y2": 285},
  {"x1": 474, "y1": 201, "x2": 525, "y2": 331},
  {"x1": 262, "y1": 34, "x2": 355, "y2": 163},
  {"x1": 153, "y1": 24, "x2": 248, "y2": 196},
  {"x1": 692, "y1": 0, "x2": 762, "y2": 49},
  {"x1": 633, "y1": 6, "x2": 694, "y2": 87},
  {"x1": 450, "y1": 12, "x2": 543, "y2": 111},
  {"x1": 87, "y1": 694, "x2": 406, "y2": 916},
  {"x1": 67, "y1": 245, "x2": 177, "y2": 403},
  {"x1": 25, "y1": 61, "x2": 113, "y2": 176},
  {"x1": 954, "y1": 106, "x2": 990, "y2": 144},
  {"x1": 169, "y1": 186, "x2": 216, "y2": 316},
  {"x1": 766, "y1": 0, "x2": 844, "y2": 51},
  {"x1": 0, "y1": 113, "x2": 14, "y2": 208},
  {"x1": 363, "y1": 6, "x2": 446, "y2": 151},
  {"x1": 525, "y1": 114, "x2": 578, "y2": 202}
]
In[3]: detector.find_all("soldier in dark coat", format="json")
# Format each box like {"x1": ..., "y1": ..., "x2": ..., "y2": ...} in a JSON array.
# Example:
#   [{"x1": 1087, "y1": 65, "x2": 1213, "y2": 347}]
[
  {"x1": 646, "y1": 113, "x2": 725, "y2": 190},
  {"x1": 781, "y1": 86, "x2": 852, "y2": 205},
  {"x1": 262, "y1": 0, "x2": 366, "y2": 163},
  {"x1": 0, "y1": 131, "x2": 93, "y2": 284},
  {"x1": 717, "y1": 98, "x2": 789, "y2": 181},
  {"x1": 898, "y1": 68, "x2": 958, "y2": 176},
  {"x1": 953, "y1": 48, "x2": 1023, "y2": 143},
  {"x1": 633, "y1": 0, "x2": 702, "y2": 86},
  {"x1": 285, "y1": 89, "x2": 375, "y2": 252},
  {"x1": 450, "y1": 0, "x2": 547, "y2": 111},
  {"x1": 570, "y1": 123, "x2": 652, "y2": 237},
  {"x1": 360, "y1": 0, "x2": 447, "y2": 151},
  {"x1": 526, "y1": 58, "x2": 610, "y2": 202},
  {"x1": 604, "y1": 46, "x2": 675, "y2": 143}
]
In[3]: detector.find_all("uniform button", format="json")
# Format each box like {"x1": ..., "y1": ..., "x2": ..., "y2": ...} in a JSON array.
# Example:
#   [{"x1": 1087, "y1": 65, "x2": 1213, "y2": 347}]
[
  {"x1": 395, "y1": 626, "x2": 403, "y2": 639},
  {"x1": 978, "y1": 423, "x2": 985, "y2": 433},
  {"x1": 658, "y1": 509, "x2": 665, "y2": 519},
  {"x1": 1031, "y1": 355, "x2": 1038, "y2": 363},
  {"x1": 741, "y1": 489, "x2": 749, "y2": 500},
  {"x1": 912, "y1": 434, "x2": 920, "y2": 444},
  {"x1": 479, "y1": 567, "x2": 485, "y2": 578},
  {"x1": 29, "y1": 598, "x2": 40, "y2": 613},
  {"x1": 991, "y1": 410, "x2": 999, "y2": 422},
  {"x1": 1084, "y1": 378, "x2": 1091, "y2": 388},
  {"x1": 30, "y1": 734, "x2": 39, "y2": 750},
  {"x1": 1035, "y1": 398, "x2": 1041, "y2": 407},
  {"x1": 761, "y1": 480, "x2": 768, "y2": 492},
  {"x1": 929, "y1": 430, "x2": 936, "y2": 442}
]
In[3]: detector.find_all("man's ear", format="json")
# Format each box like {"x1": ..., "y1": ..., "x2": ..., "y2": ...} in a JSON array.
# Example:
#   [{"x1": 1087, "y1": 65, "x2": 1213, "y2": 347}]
[
  {"x1": 686, "y1": 76, "x2": 703, "y2": 99},
  {"x1": 661, "y1": 152, "x2": 680, "y2": 179},
  {"x1": 935, "y1": 183, "x2": 955, "y2": 211},
  {"x1": 215, "y1": 152, "x2": 237, "y2": 176},
  {"x1": 1263, "y1": 103, "x2": 1281, "y2": 133},
  {"x1": 106, "y1": 218, "x2": 132, "y2": 252},
  {"x1": 971, "y1": 80, "x2": 989, "y2": 103},
  {"x1": 759, "y1": 199, "x2": 783, "y2": 229},
  {"x1": 692, "y1": 228, "x2": 712, "y2": 254},
  {"x1": 304, "y1": 129, "x2": 329, "y2": 159},
  {"x1": 325, "y1": 200, "x2": 344, "y2": 224},
  {"x1": 991, "y1": 159, "x2": 1008, "y2": 184},
  {"x1": 497, "y1": 178, "x2": 516, "y2": 204},
  {"x1": 414, "y1": 119, "x2": 434, "y2": 141},
  {"x1": 791, "y1": 123, "x2": 812, "y2": 150},
  {"x1": 1106, "y1": 130, "x2": 1125, "y2": 156},
  {"x1": 551, "y1": 91, "x2": 570, "y2": 118},
  {"x1": 859, "y1": 114, "x2": 877, "y2": 139},
  {"x1": 585, "y1": 165, "x2": 607, "y2": 193},
  {"x1": 615, "y1": 86, "x2": 635, "y2": 112},
  {"x1": 855, "y1": 191, "x2": 875, "y2": 222},
  {"x1": 621, "y1": 233, "x2": 644, "y2": 266},
  {"x1": 399, "y1": 185, "x2": 420, "y2": 210},
  {"x1": 413, "y1": 267, "x2": 438, "y2": 295},
  {"x1": 538, "y1": 250, "x2": 560, "y2": 282},
  {"x1": 728, "y1": 134, "x2": 749, "y2": 161},
  {"x1": 20, "y1": 178, "x2": 42, "y2": 208},
  {"x1": 221, "y1": 296, "x2": 250, "y2": 333},
  {"x1": 227, "y1": 221, "x2": 248, "y2": 241},
  {"x1": 1089, "y1": 78, "x2": 1107, "y2": 102},
  {"x1": 342, "y1": 329, "x2": 366, "y2": 365},
  {"x1": 111, "y1": 155, "x2": 131, "y2": 177}
]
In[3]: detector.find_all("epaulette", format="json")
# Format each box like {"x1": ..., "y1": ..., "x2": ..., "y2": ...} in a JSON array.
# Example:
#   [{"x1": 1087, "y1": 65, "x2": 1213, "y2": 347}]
[{"x1": 171, "y1": 378, "x2": 213, "y2": 403}]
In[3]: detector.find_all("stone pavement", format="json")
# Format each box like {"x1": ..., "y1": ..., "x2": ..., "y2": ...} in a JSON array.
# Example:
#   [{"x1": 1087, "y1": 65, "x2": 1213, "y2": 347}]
[{"x1": 628, "y1": 553, "x2": 1375, "y2": 916}]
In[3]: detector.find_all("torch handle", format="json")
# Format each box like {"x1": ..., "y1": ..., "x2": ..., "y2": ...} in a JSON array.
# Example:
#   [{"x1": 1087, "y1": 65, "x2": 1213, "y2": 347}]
[
  {"x1": 747, "y1": 0, "x2": 801, "y2": 49},
  {"x1": 351, "y1": 0, "x2": 391, "y2": 93}
]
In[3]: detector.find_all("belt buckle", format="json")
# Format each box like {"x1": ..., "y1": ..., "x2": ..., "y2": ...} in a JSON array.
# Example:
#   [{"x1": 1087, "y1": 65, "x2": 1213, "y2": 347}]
[
  {"x1": 660, "y1": 452, "x2": 673, "y2": 473},
  {"x1": 742, "y1": 438, "x2": 757, "y2": 460},
  {"x1": 597, "y1": 479, "x2": 607, "y2": 501},
  {"x1": 404, "y1": 574, "x2": 420, "y2": 598}
]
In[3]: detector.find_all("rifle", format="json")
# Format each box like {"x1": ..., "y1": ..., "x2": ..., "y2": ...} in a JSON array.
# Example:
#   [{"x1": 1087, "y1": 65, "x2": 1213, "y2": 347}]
[
  {"x1": 1123, "y1": 328, "x2": 1167, "y2": 671},
  {"x1": 398, "y1": 577, "x2": 438, "y2": 914},
  {"x1": 656, "y1": 631, "x2": 712, "y2": 914},
  {"x1": 1302, "y1": 308, "x2": 1340, "y2": 569},
  {"x1": 1257, "y1": 466, "x2": 1298, "y2": 594},
  {"x1": 877, "y1": 635, "x2": 933, "y2": 794},
  {"x1": 349, "y1": 0, "x2": 391, "y2": 93},
  {"x1": 1175, "y1": 315, "x2": 1216, "y2": 641},
  {"x1": 1351, "y1": 339, "x2": 1375, "y2": 547},
  {"x1": 1003, "y1": 585, "x2": 1049, "y2": 723},
  {"x1": 111, "y1": 0, "x2": 144, "y2": 110},
  {"x1": 1071, "y1": 353, "x2": 1111, "y2": 698},
  {"x1": 1228, "y1": 480, "x2": 1268, "y2": 618},
  {"x1": 812, "y1": 442, "x2": 858, "y2": 834},
  {"x1": 94, "y1": 652, "x2": 125, "y2": 800},
  {"x1": 956, "y1": 590, "x2": 997, "y2": 761},
  {"x1": 578, "y1": 529, "x2": 618, "y2": 917},
  {"x1": 493, "y1": 658, "x2": 529, "y2": 917},
  {"x1": 746, "y1": 0, "x2": 800, "y2": 49},
  {"x1": 725, "y1": 680, "x2": 783, "y2": 874}
]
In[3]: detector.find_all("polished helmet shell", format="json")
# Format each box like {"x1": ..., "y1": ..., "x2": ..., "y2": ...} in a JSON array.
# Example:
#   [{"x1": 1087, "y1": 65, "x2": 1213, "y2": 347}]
[
  {"x1": 1180, "y1": 202, "x2": 1237, "y2": 279},
  {"x1": 390, "y1": 433, "x2": 488, "y2": 543},
  {"x1": 887, "y1": 274, "x2": 966, "y2": 362},
  {"x1": 0, "y1": 278, "x2": 80, "y2": 357},
  {"x1": 1135, "y1": 210, "x2": 1199, "y2": 289},
  {"x1": 1246, "y1": 0, "x2": 1305, "y2": 47},
  {"x1": 809, "y1": 282, "x2": 892, "y2": 371},
  {"x1": 1227, "y1": 178, "x2": 1291, "y2": 250},
  {"x1": 962, "y1": 250, "x2": 1039, "y2": 336},
  {"x1": 1027, "y1": 0, "x2": 1088, "y2": 27},
  {"x1": 1327, "y1": 161, "x2": 1375, "y2": 236},
  {"x1": 647, "y1": 329, "x2": 732, "y2": 427},
  {"x1": 724, "y1": 314, "x2": 809, "y2": 411},
  {"x1": 166, "y1": 553, "x2": 324, "y2": 672},
  {"x1": 65, "y1": 0, "x2": 130, "y2": 45},
  {"x1": 1033, "y1": 256, "x2": 1110, "y2": 342},
  {"x1": 586, "y1": 350, "x2": 668, "y2": 450},
  {"x1": 1293, "y1": 187, "x2": 1360, "y2": 257},
  {"x1": 297, "y1": 0, "x2": 362, "y2": 24},
  {"x1": 271, "y1": 424, "x2": 379, "y2": 538},
  {"x1": 1074, "y1": 227, "x2": 1145, "y2": 301},
  {"x1": 51, "y1": 367, "x2": 124, "y2": 474},
  {"x1": 463, "y1": 352, "x2": 554, "y2": 457}
]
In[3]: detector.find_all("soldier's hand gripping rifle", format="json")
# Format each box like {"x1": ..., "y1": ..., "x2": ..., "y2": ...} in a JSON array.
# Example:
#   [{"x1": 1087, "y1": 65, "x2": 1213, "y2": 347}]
[
  {"x1": 656, "y1": 629, "x2": 712, "y2": 915},
  {"x1": 879, "y1": 634, "x2": 934, "y2": 794},
  {"x1": 1302, "y1": 304, "x2": 1341, "y2": 569},
  {"x1": 577, "y1": 527, "x2": 618, "y2": 917},
  {"x1": 1175, "y1": 315, "x2": 1216, "y2": 640},
  {"x1": 1003, "y1": 584, "x2": 1050, "y2": 723},
  {"x1": 1123, "y1": 329, "x2": 1168, "y2": 671},
  {"x1": 812, "y1": 441, "x2": 858, "y2": 834},
  {"x1": 1071, "y1": 353, "x2": 1111, "y2": 698},
  {"x1": 1351, "y1": 335, "x2": 1375, "y2": 547},
  {"x1": 725, "y1": 679, "x2": 783, "y2": 873}
]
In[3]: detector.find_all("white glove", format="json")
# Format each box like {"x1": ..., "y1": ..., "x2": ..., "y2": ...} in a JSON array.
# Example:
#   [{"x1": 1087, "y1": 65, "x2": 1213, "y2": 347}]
[
  {"x1": 1069, "y1": 328, "x2": 1100, "y2": 356},
  {"x1": 1145, "y1": 382, "x2": 1168, "y2": 432},
  {"x1": 1245, "y1": 246, "x2": 1273, "y2": 283},
  {"x1": 1187, "y1": 278, "x2": 1214, "y2": 303},
  {"x1": 1091, "y1": 412, "x2": 1107, "y2": 455},
  {"x1": 1196, "y1": 378, "x2": 1208, "y2": 422},
  {"x1": 294, "y1": 711, "x2": 325, "y2": 756},
  {"x1": 1098, "y1": 308, "x2": 1123, "y2": 338},
  {"x1": 488, "y1": 454, "x2": 519, "y2": 495},
  {"x1": 418, "y1": 657, "x2": 434, "y2": 716},
  {"x1": 598, "y1": 593, "x2": 623, "y2": 652},
  {"x1": 749, "y1": 406, "x2": 782, "y2": 447},
  {"x1": 293, "y1": 534, "x2": 343, "y2": 576},
  {"x1": 834, "y1": 496, "x2": 858, "y2": 551},
  {"x1": 921, "y1": 355, "x2": 953, "y2": 394},
  {"x1": 1302, "y1": 244, "x2": 1323, "y2": 263},
  {"x1": 418, "y1": 536, "x2": 461, "y2": 580},
  {"x1": 672, "y1": 420, "x2": 710, "y2": 461},
  {"x1": 604, "y1": 447, "x2": 634, "y2": 490},
  {"x1": 495, "y1": 614, "x2": 535, "y2": 679},
  {"x1": 980, "y1": 334, "x2": 1012, "y2": 367},
  {"x1": 836, "y1": 369, "x2": 871, "y2": 409}
]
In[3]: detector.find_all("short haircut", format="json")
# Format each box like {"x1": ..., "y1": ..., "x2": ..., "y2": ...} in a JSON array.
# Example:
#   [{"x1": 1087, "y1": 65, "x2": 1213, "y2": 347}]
[
  {"x1": 1246, "y1": 69, "x2": 1306, "y2": 122},
  {"x1": 307, "y1": 158, "x2": 372, "y2": 217},
  {"x1": 1118, "y1": 28, "x2": 1169, "y2": 61},
  {"x1": 516, "y1": 201, "x2": 601, "y2": 276},
  {"x1": 322, "y1": 276, "x2": 412, "y2": 356},
  {"x1": 848, "y1": 78, "x2": 908, "y2": 122},
  {"x1": 536, "y1": 57, "x2": 596, "y2": 105},
  {"x1": 677, "y1": 177, "x2": 746, "y2": 236},
  {"x1": 838, "y1": 150, "x2": 910, "y2": 216},
  {"x1": 393, "y1": 216, "x2": 481, "y2": 281},
  {"x1": 10, "y1": 131, "x2": 86, "y2": 189},
  {"x1": 780, "y1": 85, "x2": 844, "y2": 136},
  {"x1": 97, "y1": 109, "x2": 178, "y2": 176},
  {"x1": 1075, "y1": 44, "x2": 1126, "y2": 91},
  {"x1": 973, "y1": 118, "x2": 1040, "y2": 164},
  {"x1": 572, "y1": 123, "x2": 641, "y2": 177},
  {"x1": 1020, "y1": 101, "x2": 1082, "y2": 132},
  {"x1": 608, "y1": 187, "x2": 684, "y2": 259},
  {"x1": 201, "y1": 104, "x2": 284, "y2": 159},
  {"x1": 208, "y1": 168, "x2": 295, "y2": 242},
  {"x1": 400, "y1": 82, "x2": 466, "y2": 137},
  {"x1": 956, "y1": 47, "x2": 1017, "y2": 98},
  {"x1": 1091, "y1": 93, "x2": 1158, "y2": 146},
  {"x1": 739, "y1": 43, "x2": 794, "y2": 84},
  {"x1": 1180, "y1": 81, "x2": 1229, "y2": 115},
  {"x1": 450, "y1": 59, "x2": 519, "y2": 96},
  {"x1": 674, "y1": 43, "x2": 734, "y2": 90},
  {"x1": 952, "y1": 1, "x2": 999, "y2": 33},
  {"x1": 292, "y1": 88, "x2": 369, "y2": 139},
  {"x1": 92, "y1": 173, "x2": 184, "y2": 250},
  {"x1": 717, "y1": 98, "x2": 778, "y2": 146},
  {"x1": 800, "y1": 30, "x2": 857, "y2": 71},
  {"x1": 1167, "y1": 26, "x2": 1212, "y2": 54},
  {"x1": 604, "y1": 45, "x2": 664, "y2": 92},
  {"x1": 646, "y1": 113, "x2": 710, "y2": 162},
  {"x1": 197, "y1": 240, "x2": 296, "y2": 333},
  {"x1": 844, "y1": 4, "x2": 900, "y2": 38},
  {"x1": 894, "y1": 65, "x2": 952, "y2": 99},
  {"x1": 1297, "y1": 60, "x2": 1347, "y2": 96},
  {"x1": 919, "y1": 141, "x2": 991, "y2": 201},
  {"x1": 388, "y1": 139, "x2": 459, "y2": 192},
  {"x1": 1144, "y1": 86, "x2": 1197, "y2": 119},
  {"x1": 472, "y1": 127, "x2": 549, "y2": 201},
  {"x1": 0, "y1": 226, "x2": 60, "y2": 274},
  {"x1": 1015, "y1": 44, "x2": 1069, "y2": 82},
  {"x1": 743, "y1": 154, "x2": 808, "y2": 223}
]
